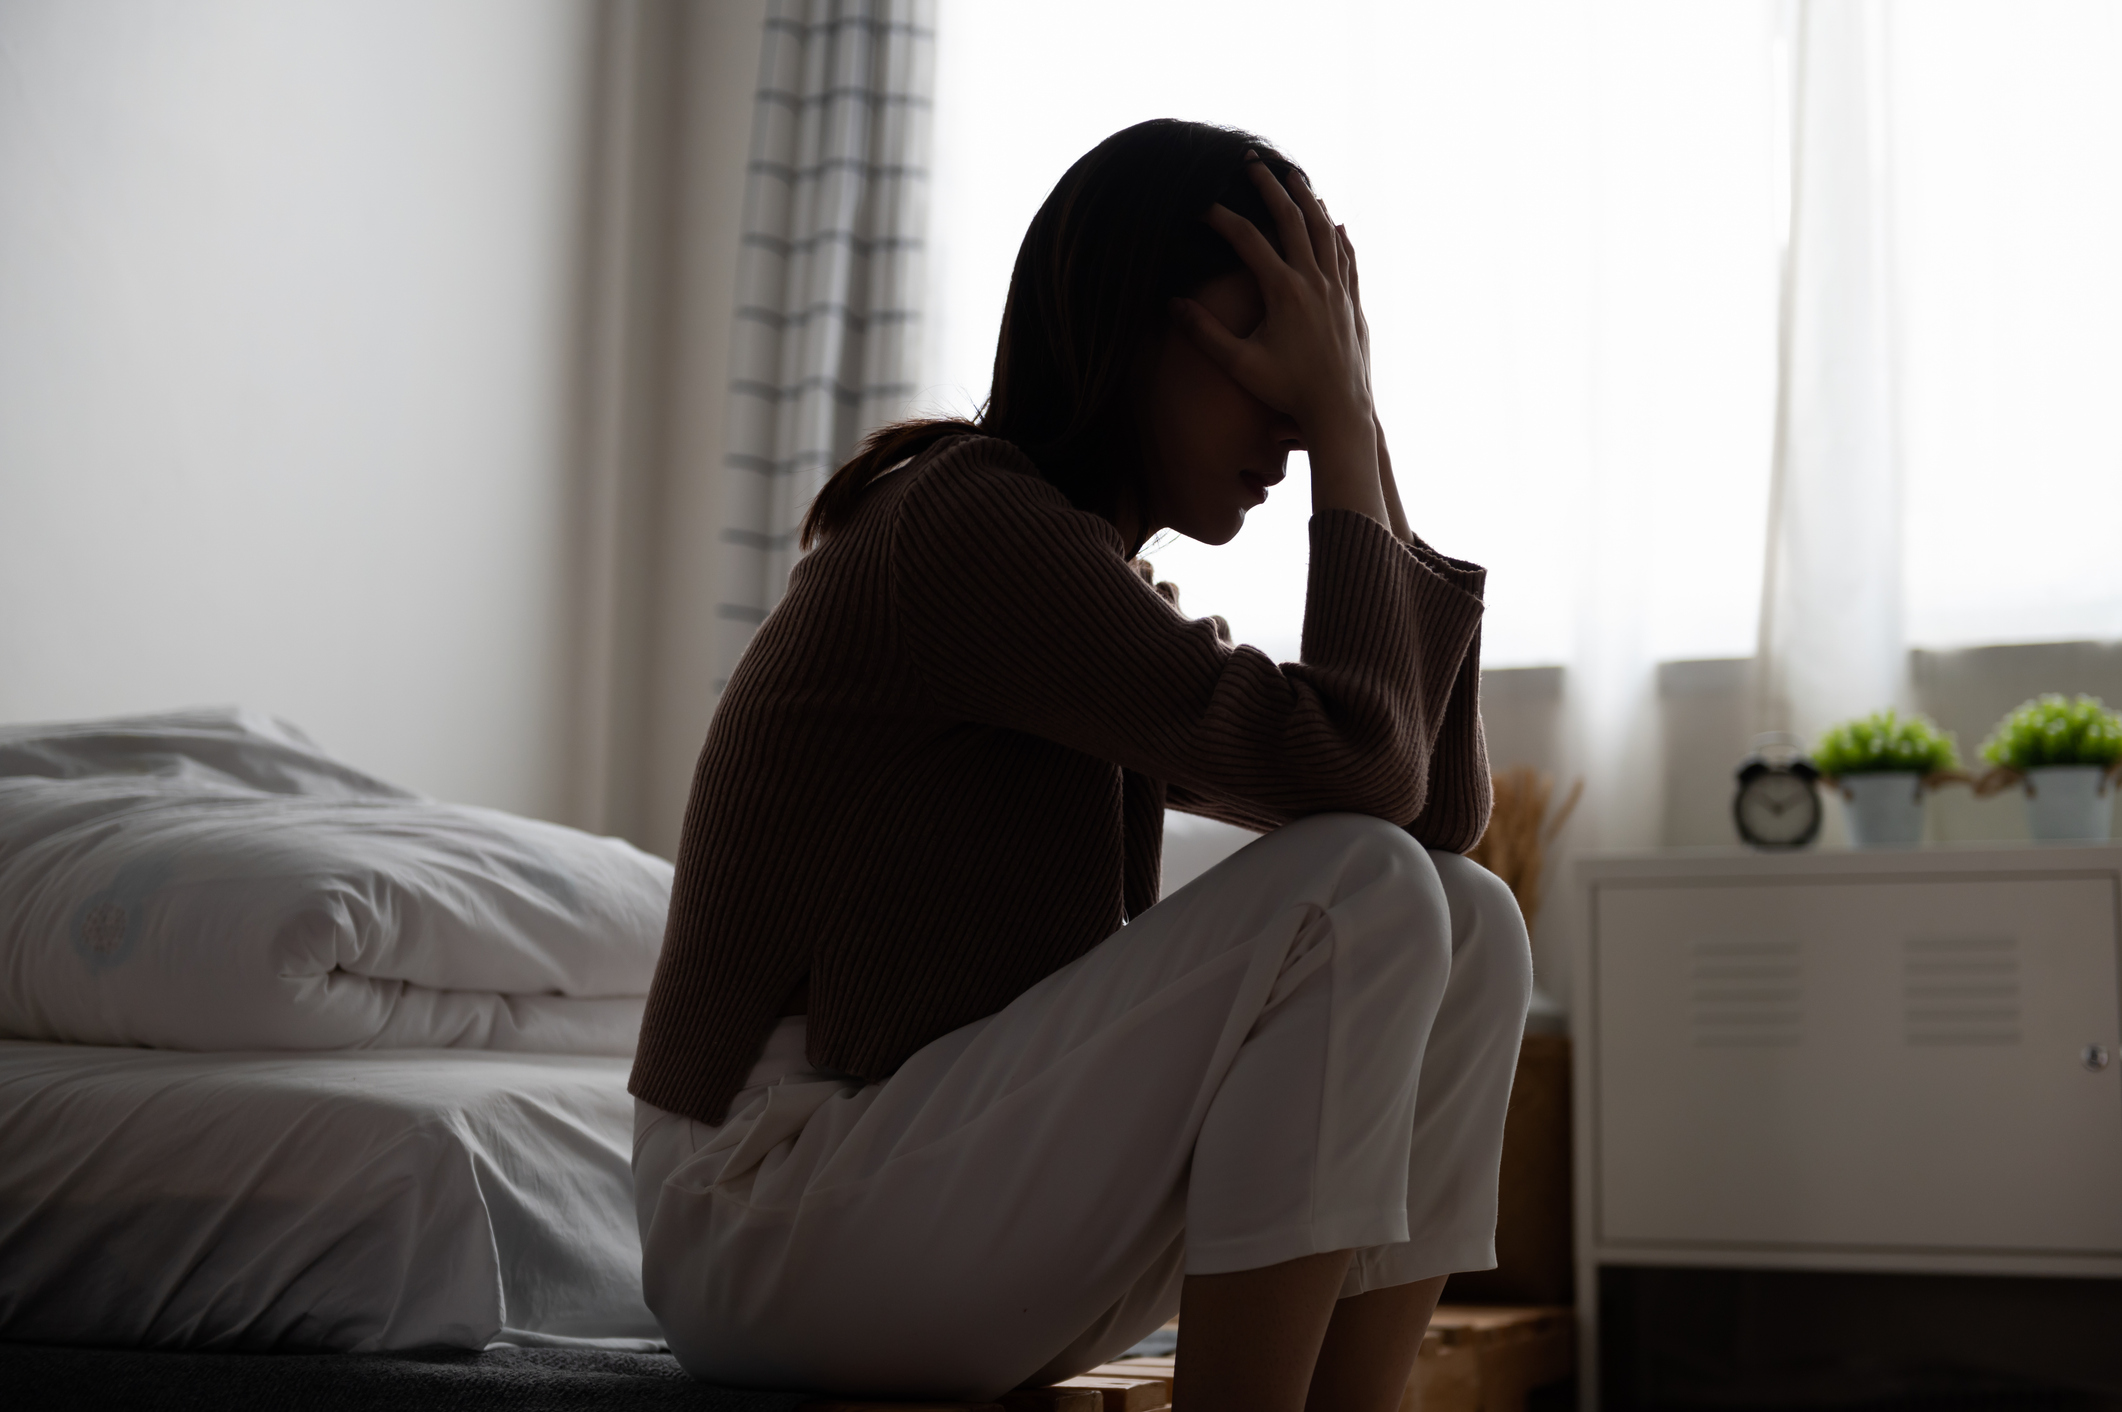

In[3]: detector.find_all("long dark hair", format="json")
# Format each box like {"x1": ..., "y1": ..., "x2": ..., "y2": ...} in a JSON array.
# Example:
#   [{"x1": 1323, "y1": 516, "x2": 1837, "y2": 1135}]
[{"x1": 798, "y1": 119, "x2": 1302, "y2": 552}]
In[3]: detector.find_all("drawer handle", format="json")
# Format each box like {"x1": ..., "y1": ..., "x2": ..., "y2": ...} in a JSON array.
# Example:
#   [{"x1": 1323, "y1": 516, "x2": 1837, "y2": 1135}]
[{"x1": 2085, "y1": 1043, "x2": 2112, "y2": 1072}]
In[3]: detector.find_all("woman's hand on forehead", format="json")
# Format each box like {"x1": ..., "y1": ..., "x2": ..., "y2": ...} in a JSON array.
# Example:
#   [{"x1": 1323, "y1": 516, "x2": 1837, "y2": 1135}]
[
  {"x1": 1166, "y1": 156, "x2": 1390, "y2": 533},
  {"x1": 1167, "y1": 157, "x2": 1372, "y2": 442}
]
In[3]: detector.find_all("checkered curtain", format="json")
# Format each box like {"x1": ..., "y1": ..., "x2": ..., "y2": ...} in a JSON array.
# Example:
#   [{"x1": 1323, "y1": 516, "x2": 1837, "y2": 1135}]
[{"x1": 712, "y1": 0, "x2": 934, "y2": 693}]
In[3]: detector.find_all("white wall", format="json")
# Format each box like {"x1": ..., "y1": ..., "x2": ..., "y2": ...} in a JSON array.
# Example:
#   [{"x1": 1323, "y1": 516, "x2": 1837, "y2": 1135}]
[
  {"x1": 0, "y1": 0, "x2": 765, "y2": 842},
  {"x1": 0, "y1": 1, "x2": 595, "y2": 818}
]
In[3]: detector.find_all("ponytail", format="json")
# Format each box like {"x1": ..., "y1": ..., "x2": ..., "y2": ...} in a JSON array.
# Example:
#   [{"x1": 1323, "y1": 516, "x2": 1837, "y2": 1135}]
[{"x1": 798, "y1": 418, "x2": 981, "y2": 550}]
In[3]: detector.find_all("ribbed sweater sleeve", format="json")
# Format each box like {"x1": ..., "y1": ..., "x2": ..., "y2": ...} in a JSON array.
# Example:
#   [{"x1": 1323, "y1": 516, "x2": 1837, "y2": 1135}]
[
  {"x1": 1385, "y1": 535, "x2": 1490, "y2": 850},
  {"x1": 890, "y1": 440, "x2": 1489, "y2": 840}
]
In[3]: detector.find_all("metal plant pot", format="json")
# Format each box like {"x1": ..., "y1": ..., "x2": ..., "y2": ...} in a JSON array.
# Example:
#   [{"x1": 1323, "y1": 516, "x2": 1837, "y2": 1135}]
[
  {"x1": 2024, "y1": 765, "x2": 2114, "y2": 841},
  {"x1": 1839, "y1": 771, "x2": 1925, "y2": 847}
]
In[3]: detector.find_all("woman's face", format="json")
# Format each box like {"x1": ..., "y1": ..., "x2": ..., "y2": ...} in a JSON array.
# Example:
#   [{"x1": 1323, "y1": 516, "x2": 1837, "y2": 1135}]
[{"x1": 1136, "y1": 269, "x2": 1302, "y2": 546}]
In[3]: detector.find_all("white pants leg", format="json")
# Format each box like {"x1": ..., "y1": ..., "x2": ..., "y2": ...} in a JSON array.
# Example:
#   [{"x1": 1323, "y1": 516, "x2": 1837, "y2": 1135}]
[{"x1": 632, "y1": 814, "x2": 1530, "y2": 1401}]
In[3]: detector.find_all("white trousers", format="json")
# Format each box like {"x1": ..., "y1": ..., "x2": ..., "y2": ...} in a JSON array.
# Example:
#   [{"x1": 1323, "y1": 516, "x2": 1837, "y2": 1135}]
[{"x1": 632, "y1": 813, "x2": 1531, "y2": 1402}]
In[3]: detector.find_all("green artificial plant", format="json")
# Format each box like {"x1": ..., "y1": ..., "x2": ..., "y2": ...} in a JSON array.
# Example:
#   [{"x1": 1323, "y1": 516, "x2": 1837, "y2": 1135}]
[
  {"x1": 1814, "y1": 709, "x2": 1960, "y2": 778},
  {"x1": 1979, "y1": 694, "x2": 2122, "y2": 772}
]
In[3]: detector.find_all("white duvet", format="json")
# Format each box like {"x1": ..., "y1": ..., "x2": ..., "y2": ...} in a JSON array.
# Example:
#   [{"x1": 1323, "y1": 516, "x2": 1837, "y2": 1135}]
[{"x1": 0, "y1": 709, "x2": 671, "y2": 1055}]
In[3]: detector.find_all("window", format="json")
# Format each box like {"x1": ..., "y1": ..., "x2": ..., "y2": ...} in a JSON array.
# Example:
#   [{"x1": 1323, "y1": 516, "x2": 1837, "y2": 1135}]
[
  {"x1": 924, "y1": 1, "x2": 2122, "y2": 666},
  {"x1": 926, "y1": 0, "x2": 1778, "y2": 668},
  {"x1": 1890, "y1": 3, "x2": 2122, "y2": 647}
]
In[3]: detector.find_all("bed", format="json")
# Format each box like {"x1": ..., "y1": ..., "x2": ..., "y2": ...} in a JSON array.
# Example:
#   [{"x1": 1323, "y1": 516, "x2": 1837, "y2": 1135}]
[
  {"x1": 0, "y1": 709, "x2": 669, "y2": 1356},
  {"x1": 0, "y1": 712, "x2": 1194, "y2": 1407}
]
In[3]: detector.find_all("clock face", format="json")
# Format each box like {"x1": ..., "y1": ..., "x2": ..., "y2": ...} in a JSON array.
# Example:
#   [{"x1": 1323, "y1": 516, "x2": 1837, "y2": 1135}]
[{"x1": 1736, "y1": 768, "x2": 1821, "y2": 847}]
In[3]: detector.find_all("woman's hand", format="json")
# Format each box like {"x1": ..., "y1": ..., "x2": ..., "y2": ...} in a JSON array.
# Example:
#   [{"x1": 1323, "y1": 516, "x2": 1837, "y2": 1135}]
[
  {"x1": 1170, "y1": 158, "x2": 1389, "y2": 531},
  {"x1": 1336, "y1": 221, "x2": 1373, "y2": 397},
  {"x1": 1335, "y1": 220, "x2": 1415, "y2": 544},
  {"x1": 1171, "y1": 160, "x2": 1370, "y2": 434}
]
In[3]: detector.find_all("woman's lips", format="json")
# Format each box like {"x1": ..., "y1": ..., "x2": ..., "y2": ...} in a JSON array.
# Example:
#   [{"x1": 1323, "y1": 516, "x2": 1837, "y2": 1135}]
[{"x1": 1239, "y1": 470, "x2": 1280, "y2": 506}]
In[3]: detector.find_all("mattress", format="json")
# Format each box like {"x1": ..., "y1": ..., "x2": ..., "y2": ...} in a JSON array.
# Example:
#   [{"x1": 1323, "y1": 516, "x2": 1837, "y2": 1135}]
[{"x1": 0, "y1": 1042, "x2": 660, "y2": 1353}]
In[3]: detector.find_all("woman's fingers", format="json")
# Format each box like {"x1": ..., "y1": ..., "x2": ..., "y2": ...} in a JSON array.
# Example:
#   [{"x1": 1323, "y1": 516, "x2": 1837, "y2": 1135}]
[
  {"x1": 1167, "y1": 295, "x2": 1254, "y2": 376},
  {"x1": 1203, "y1": 203, "x2": 1290, "y2": 291},
  {"x1": 1284, "y1": 166, "x2": 1341, "y2": 284},
  {"x1": 1337, "y1": 224, "x2": 1361, "y2": 318},
  {"x1": 1338, "y1": 224, "x2": 1371, "y2": 377},
  {"x1": 1191, "y1": 160, "x2": 1375, "y2": 433},
  {"x1": 1244, "y1": 156, "x2": 1321, "y2": 282},
  {"x1": 1322, "y1": 207, "x2": 1348, "y2": 289}
]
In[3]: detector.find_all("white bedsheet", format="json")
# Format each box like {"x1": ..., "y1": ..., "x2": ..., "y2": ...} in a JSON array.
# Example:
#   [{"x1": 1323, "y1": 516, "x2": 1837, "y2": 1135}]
[{"x1": 0, "y1": 1042, "x2": 661, "y2": 1352}]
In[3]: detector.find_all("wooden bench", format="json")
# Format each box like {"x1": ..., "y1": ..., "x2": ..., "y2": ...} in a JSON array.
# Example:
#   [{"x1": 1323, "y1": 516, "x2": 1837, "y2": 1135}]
[
  {"x1": 1087, "y1": 1305, "x2": 1574, "y2": 1412},
  {"x1": 1401, "y1": 1305, "x2": 1575, "y2": 1412},
  {"x1": 802, "y1": 1303, "x2": 1572, "y2": 1412}
]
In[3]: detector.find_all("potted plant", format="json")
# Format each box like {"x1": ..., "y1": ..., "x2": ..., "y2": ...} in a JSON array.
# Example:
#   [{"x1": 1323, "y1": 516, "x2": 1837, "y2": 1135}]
[
  {"x1": 1978, "y1": 694, "x2": 2122, "y2": 841},
  {"x1": 1814, "y1": 710, "x2": 1962, "y2": 847}
]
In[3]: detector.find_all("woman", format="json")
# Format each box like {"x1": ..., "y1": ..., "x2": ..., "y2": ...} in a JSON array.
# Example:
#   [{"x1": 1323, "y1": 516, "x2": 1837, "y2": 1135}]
[{"x1": 629, "y1": 120, "x2": 1530, "y2": 1412}]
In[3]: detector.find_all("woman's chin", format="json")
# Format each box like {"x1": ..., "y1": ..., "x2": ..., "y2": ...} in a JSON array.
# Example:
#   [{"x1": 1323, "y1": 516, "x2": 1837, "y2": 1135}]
[{"x1": 1178, "y1": 509, "x2": 1248, "y2": 547}]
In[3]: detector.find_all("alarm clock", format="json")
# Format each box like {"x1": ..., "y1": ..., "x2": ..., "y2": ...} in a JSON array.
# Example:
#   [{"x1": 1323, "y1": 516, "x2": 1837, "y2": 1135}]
[{"x1": 1734, "y1": 735, "x2": 1822, "y2": 848}]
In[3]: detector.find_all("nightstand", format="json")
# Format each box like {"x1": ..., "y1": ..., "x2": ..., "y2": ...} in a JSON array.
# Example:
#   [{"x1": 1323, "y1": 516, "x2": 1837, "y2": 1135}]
[{"x1": 1571, "y1": 844, "x2": 2122, "y2": 1409}]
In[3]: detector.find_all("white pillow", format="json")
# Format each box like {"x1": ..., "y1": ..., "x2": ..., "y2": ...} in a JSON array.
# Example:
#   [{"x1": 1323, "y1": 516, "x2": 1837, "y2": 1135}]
[{"x1": 0, "y1": 708, "x2": 670, "y2": 1055}]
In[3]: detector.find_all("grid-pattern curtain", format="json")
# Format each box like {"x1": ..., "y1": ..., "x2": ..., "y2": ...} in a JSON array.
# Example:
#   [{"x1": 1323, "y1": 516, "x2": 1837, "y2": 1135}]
[{"x1": 712, "y1": 0, "x2": 933, "y2": 693}]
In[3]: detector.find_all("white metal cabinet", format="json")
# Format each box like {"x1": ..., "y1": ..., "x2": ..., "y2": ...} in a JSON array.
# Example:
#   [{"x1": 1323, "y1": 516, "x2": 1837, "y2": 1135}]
[{"x1": 1571, "y1": 845, "x2": 2122, "y2": 1408}]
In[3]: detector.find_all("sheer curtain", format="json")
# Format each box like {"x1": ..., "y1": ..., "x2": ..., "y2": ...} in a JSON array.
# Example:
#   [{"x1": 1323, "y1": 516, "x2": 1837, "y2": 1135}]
[
  {"x1": 926, "y1": 1, "x2": 1775, "y2": 680},
  {"x1": 1890, "y1": 2, "x2": 2122, "y2": 647},
  {"x1": 1756, "y1": 0, "x2": 1907, "y2": 748},
  {"x1": 1756, "y1": 0, "x2": 2122, "y2": 742}
]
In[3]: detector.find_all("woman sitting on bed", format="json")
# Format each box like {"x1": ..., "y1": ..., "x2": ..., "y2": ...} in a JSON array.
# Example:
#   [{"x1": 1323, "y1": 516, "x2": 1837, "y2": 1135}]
[{"x1": 628, "y1": 119, "x2": 1529, "y2": 1412}]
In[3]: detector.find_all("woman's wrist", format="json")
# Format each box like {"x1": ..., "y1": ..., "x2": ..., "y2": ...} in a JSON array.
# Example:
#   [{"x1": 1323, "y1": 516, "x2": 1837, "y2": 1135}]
[
  {"x1": 1305, "y1": 409, "x2": 1390, "y2": 530},
  {"x1": 1374, "y1": 412, "x2": 1413, "y2": 543}
]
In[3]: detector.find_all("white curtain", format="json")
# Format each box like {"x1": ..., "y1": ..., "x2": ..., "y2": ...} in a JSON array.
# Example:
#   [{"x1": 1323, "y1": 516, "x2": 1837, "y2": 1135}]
[
  {"x1": 1754, "y1": 0, "x2": 1907, "y2": 748},
  {"x1": 928, "y1": 1, "x2": 1777, "y2": 686},
  {"x1": 1754, "y1": 0, "x2": 2122, "y2": 742},
  {"x1": 712, "y1": 0, "x2": 934, "y2": 693},
  {"x1": 1544, "y1": 2, "x2": 1781, "y2": 1002},
  {"x1": 1892, "y1": 2, "x2": 2122, "y2": 646}
]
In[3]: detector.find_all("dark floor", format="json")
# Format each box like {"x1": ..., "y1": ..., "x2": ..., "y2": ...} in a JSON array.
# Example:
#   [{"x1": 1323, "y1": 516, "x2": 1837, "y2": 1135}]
[
  {"x1": 1598, "y1": 1267, "x2": 2122, "y2": 1412},
  {"x1": 0, "y1": 1342, "x2": 812, "y2": 1412}
]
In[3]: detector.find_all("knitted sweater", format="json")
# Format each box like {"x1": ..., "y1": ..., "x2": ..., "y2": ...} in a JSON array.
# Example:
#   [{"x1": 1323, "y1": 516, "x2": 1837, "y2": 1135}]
[{"x1": 629, "y1": 434, "x2": 1490, "y2": 1124}]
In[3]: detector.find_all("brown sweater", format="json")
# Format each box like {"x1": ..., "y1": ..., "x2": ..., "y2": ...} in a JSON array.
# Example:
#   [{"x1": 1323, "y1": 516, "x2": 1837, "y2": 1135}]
[{"x1": 630, "y1": 435, "x2": 1490, "y2": 1124}]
